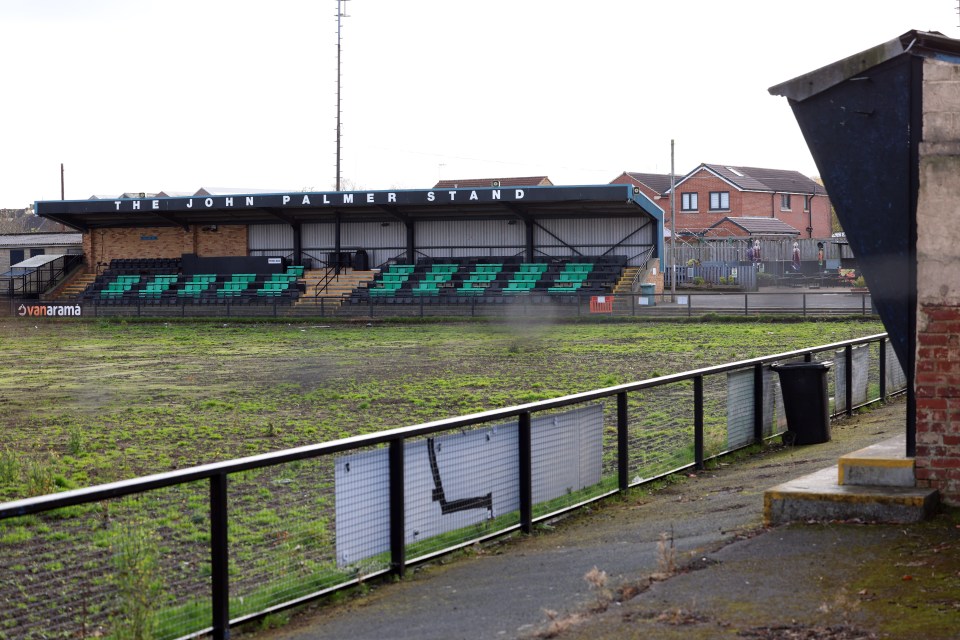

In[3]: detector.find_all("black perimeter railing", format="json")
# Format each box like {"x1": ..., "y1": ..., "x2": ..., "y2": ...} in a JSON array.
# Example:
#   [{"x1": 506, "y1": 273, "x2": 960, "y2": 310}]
[{"x1": 0, "y1": 333, "x2": 904, "y2": 639}]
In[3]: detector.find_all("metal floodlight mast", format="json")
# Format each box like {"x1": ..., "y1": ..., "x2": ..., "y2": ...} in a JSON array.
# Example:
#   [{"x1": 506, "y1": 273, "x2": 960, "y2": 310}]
[{"x1": 335, "y1": 0, "x2": 350, "y2": 192}]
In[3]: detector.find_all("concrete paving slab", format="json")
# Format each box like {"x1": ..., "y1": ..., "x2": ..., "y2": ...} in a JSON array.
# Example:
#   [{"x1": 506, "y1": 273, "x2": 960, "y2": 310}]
[
  {"x1": 764, "y1": 465, "x2": 938, "y2": 525},
  {"x1": 839, "y1": 435, "x2": 915, "y2": 487}
]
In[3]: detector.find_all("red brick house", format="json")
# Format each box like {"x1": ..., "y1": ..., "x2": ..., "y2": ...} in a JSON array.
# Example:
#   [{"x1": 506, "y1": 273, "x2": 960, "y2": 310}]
[
  {"x1": 619, "y1": 164, "x2": 830, "y2": 240},
  {"x1": 609, "y1": 172, "x2": 674, "y2": 207}
]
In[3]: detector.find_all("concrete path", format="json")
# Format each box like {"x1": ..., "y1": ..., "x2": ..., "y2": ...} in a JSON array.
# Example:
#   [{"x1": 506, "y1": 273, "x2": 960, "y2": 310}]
[{"x1": 250, "y1": 399, "x2": 951, "y2": 640}]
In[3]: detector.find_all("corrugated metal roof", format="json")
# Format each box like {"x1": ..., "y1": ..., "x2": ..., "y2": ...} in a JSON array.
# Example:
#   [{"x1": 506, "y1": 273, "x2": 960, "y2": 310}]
[{"x1": 0, "y1": 233, "x2": 83, "y2": 247}]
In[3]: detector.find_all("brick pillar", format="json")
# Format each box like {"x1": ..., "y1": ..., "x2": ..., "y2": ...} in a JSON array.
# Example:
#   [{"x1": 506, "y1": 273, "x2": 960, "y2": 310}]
[{"x1": 914, "y1": 58, "x2": 960, "y2": 504}]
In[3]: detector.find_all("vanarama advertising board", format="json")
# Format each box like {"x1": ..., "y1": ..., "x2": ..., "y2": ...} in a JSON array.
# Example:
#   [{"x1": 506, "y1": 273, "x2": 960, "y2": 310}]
[{"x1": 17, "y1": 303, "x2": 83, "y2": 317}]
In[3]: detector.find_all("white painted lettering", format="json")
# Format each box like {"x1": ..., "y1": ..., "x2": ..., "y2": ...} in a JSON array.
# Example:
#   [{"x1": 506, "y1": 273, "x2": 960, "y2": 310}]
[
  {"x1": 343, "y1": 194, "x2": 354, "y2": 204},
  {"x1": 204, "y1": 198, "x2": 214, "y2": 208},
  {"x1": 115, "y1": 201, "x2": 122, "y2": 210},
  {"x1": 492, "y1": 190, "x2": 501, "y2": 200},
  {"x1": 246, "y1": 196, "x2": 254, "y2": 206},
  {"x1": 323, "y1": 194, "x2": 331, "y2": 204},
  {"x1": 152, "y1": 200, "x2": 160, "y2": 210},
  {"x1": 132, "y1": 200, "x2": 141, "y2": 210},
  {"x1": 366, "y1": 193, "x2": 375, "y2": 203},
  {"x1": 448, "y1": 191, "x2": 457, "y2": 201},
  {"x1": 301, "y1": 195, "x2": 311, "y2": 205},
  {"x1": 388, "y1": 192, "x2": 397, "y2": 203},
  {"x1": 225, "y1": 197, "x2": 234, "y2": 207},
  {"x1": 186, "y1": 200, "x2": 193, "y2": 208},
  {"x1": 282, "y1": 195, "x2": 291, "y2": 205},
  {"x1": 515, "y1": 189, "x2": 525, "y2": 199},
  {"x1": 469, "y1": 191, "x2": 478, "y2": 201},
  {"x1": 427, "y1": 191, "x2": 435, "y2": 202}
]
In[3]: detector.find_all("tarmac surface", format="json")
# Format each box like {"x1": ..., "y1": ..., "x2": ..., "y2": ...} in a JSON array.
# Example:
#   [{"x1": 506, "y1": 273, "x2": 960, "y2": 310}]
[{"x1": 249, "y1": 397, "x2": 960, "y2": 640}]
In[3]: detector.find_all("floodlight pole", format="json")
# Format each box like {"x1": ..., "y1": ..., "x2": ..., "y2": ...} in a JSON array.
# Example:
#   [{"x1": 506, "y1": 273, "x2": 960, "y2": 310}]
[
  {"x1": 335, "y1": 1, "x2": 349, "y2": 192},
  {"x1": 670, "y1": 140, "x2": 676, "y2": 301}
]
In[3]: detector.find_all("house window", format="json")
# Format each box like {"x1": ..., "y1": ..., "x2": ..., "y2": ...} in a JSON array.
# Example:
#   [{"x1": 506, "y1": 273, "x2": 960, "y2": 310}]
[
  {"x1": 681, "y1": 192, "x2": 698, "y2": 212},
  {"x1": 781, "y1": 194, "x2": 792, "y2": 211},
  {"x1": 709, "y1": 191, "x2": 729, "y2": 211},
  {"x1": 803, "y1": 195, "x2": 811, "y2": 211}
]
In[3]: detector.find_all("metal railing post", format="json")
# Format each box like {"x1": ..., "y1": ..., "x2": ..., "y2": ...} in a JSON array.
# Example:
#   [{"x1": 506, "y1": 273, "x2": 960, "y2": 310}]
[
  {"x1": 744, "y1": 292, "x2": 749, "y2": 316},
  {"x1": 389, "y1": 438, "x2": 406, "y2": 577},
  {"x1": 845, "y1": 344, "x2": 853, "y2": 416},
  {"x1": 879, "y1": 338, "x2": 887, "y2": 401},
  {"x1": 617, "y1": 392, "x2": 629, "y2": 491},
  {"x1": 753, "y1": 363, "x2": 764, "y2": 443},
  {"x1": 518, "y1": 411, "x2": 532, "y2": 534},
  {"x1": 694, "y1": 376, "x2": 704, "y2": 470},
  {"x1": 210, "y1": 473, "x2": 229, "y2": 640}
]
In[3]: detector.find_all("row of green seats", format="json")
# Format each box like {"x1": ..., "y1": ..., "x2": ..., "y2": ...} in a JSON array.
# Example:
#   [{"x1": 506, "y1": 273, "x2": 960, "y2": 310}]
[
  {"x1": 413, "y1": 263, "x2": 460, "y2": 295},
  {"x1": 100, "y1": 274, "x2": 141, "y2": 298},
  {"x1": 139, "y1": 274, "x2": 180, "y2": 297},
  {"x1": 457, "y1": 263, "x2": 502, "y2": 294},
  {"x1": 502, "y1": 263, "x2": 546, "y2": 294},
  {"x1": 370, "y1": 264, "x2": 415, "y2": 296}
]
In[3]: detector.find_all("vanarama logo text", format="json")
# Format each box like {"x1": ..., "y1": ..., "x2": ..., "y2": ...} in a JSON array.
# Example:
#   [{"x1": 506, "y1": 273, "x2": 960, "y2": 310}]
[{"x1": 17, "y1": 304, "x2": 83, "y2": 317}]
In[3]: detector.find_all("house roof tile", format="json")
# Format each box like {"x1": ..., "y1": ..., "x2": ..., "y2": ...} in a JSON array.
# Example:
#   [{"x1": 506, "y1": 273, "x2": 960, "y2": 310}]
[
  {"x1": 702, "y1": 164, "x2": 826, "y2": 195},
  {"x1": 433, "y1": 176, "x2": 552, "y2": 189},
  {"x1": 710, "y1": 216, "x2": 801, "y2": 236},
  {"x1": 624, "y1": 172, "x2": 674, "y2": 194}
]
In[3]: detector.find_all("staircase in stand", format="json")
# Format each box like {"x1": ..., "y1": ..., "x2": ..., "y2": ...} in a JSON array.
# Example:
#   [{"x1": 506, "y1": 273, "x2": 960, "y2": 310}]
[
  {"x1": 612, "y1": 267, "x2": 641, "y2": 295},
  {"x1": 293, "y1": 268, "x2": 377, "y2": 313},
  {"x1": 49, "y1": 272, "x2": 97, "y2": 301}
]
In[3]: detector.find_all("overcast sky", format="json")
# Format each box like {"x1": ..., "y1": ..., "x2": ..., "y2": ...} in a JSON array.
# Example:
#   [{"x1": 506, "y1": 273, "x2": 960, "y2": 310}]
[{"x1": 2, "y1": 1, "x2": 958, "y2": 207}]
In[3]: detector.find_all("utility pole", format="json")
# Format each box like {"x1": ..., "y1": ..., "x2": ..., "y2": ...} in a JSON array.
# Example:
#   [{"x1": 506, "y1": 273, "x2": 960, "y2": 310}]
[
  {"x1": 669, "y1": 140, "x2": 676, "y2": 301},
  {"x1": 60, "y1": 163, "x2": 65, "y2": 200}
]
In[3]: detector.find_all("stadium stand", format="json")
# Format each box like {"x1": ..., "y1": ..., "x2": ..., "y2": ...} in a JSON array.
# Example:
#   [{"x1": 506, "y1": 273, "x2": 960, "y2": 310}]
[
  {"x1": 349, "y1": 256, "x2": 628, "y2": 305},
  {"x1": 79, "y1": 258, "x2": 305, "y2": 305}
]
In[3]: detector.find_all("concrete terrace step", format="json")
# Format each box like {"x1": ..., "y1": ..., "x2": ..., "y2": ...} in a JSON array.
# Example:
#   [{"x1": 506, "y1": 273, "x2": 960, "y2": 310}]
[
  {"x1": 839, "y1": 435, "x2": 916, "y2": 487},
  {"x1": 764, "y1": 465, "x2": 938, "y2": 526},
  {"x1": 612, "y1": 267, "x2": 641, "y2": 294},
  {"x1": 295, "y1": 269, "x2": 378, "y2": 308}
]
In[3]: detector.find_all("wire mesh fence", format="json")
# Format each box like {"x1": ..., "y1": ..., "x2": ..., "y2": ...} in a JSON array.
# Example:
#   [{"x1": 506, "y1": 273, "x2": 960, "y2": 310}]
[{"x1": 0, "y1": 333, "x2": 906, "y2": 639}]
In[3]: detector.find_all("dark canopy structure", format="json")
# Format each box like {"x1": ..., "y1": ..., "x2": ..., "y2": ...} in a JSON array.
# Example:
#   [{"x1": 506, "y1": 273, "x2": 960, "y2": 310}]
[
  {"x1": 769, "y1": 29, "x2": 960, "y2": 456},
  {"x1": 36, "y1": 184, "x2": 664, "y2": 267}
]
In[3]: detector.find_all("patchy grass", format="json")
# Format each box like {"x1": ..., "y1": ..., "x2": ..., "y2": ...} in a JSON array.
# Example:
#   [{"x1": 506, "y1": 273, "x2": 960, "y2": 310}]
[{"x1": 0, "y1": 318, "x2": 883, "y2": 500}]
